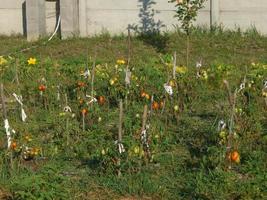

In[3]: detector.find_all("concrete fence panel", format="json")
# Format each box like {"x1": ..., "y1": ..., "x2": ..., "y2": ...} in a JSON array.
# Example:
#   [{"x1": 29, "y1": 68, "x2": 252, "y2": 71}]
[
  {"x1": 0, "y1": 0, "x2": 56, "y2": 36},
  {"x1": 219, "y1": 0, "x2": 267, "y2": 33},
  {"x1": 83, "y1": 0, "x2": 210, "y2": 35},
  {"x1": 1, "y1": 0, "x2": 267, "y2": 37}
]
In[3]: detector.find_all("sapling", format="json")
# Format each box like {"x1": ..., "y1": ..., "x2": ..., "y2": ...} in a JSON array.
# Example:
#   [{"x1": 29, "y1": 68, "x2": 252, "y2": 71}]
[
  {"x1": 169, "y1": 0, "x2": 207, "y2": 67},
  {"x1": 223, "y1": 80, "x2": 240, "y2": 169}
]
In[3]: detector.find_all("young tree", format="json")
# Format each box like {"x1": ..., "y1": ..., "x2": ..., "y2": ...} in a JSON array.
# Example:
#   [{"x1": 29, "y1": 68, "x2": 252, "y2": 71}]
[{"x1": 169, "y1": 0, "x2": 207, "y2": 67}]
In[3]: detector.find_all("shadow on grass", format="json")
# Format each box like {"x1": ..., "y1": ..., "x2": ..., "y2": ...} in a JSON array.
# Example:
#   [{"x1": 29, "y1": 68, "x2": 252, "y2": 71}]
[
  {"x1": 137, "y1": 33, "x2": 170, "y2": 53},
  {"x1": 128, "y1": 0, "x2": 169, "y2": 53}
]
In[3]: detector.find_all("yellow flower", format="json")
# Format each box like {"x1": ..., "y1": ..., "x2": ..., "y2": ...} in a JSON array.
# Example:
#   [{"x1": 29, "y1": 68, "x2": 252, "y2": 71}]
[
  {"x1": 59, "y1": 112, "x2": 66, "y2": 116},
  {"x1": 175, "y1": 66, "x2": 187, "y2": 74},
  {"x1": 134, "y1": 146, "x2": 140, "y2": 154},
  {"x1": 0, "y1": 56, "x2": 7, "y2": 65},
  {"x1": 25, "y1": 135, "x2": 32, "y2": 142},
  {"x1": 201, "y1": 70, "x2": 208, "y2": 80},
  {"x1": 116, "y1": 59, "x2": 126, "y2": 65},
  {"x1": 27, "y1": 57, "x2": 37, "y2": 65},
  {"x1": 219, "y1": 131, "x2": 226, "y2": 139},
  {"x1": 109, "y1": 79, "x2": 115, "y2": 85},
  {"x1": 262, "y1": 91, "x2": 267, "y2": 98}
]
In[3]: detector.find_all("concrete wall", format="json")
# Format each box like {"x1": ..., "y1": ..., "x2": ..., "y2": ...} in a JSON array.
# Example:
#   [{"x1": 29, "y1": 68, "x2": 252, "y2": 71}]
[
  {"x1": 220, "y1": 0, "x2": 267, "y2": 33},
  {"x1": 84, "y1": 0, "x2": 211, "y2": 35},
  {"x1": 78, "y1": 0, "x2": 267, "y2": 36},
  {"x1": 1, "y1": 0, "x2": 267, "y2": 36},
  {"x1": 0, "y1": 0, "x2": 56, "y2": 35}
]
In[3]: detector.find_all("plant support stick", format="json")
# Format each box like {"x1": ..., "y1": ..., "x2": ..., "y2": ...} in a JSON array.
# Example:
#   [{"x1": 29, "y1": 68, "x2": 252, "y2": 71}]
[{"x1": 0, "y1": 84, "x2": 11, "y2": 148}]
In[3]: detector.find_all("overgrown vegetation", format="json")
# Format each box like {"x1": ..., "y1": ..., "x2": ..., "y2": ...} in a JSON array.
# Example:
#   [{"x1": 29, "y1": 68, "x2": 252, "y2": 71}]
[{"x1": 0, "y1": 27, "x2": 267, "y2": 199}]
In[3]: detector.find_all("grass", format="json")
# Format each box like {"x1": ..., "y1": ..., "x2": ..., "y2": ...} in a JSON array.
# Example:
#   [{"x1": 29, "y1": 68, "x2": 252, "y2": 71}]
[{"x1": 0, "y1": 28, "x2": 267, "y2": 199}]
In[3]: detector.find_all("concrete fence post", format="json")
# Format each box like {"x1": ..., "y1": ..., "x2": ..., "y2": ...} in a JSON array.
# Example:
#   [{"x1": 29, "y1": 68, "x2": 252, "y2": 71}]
[
  {"x1": 210, "y1": 0, "x2": 220, "y2": 27},
  {"x1": 60, "y1": 0, "x2": 79, "y2": 39},
  {"x1": 26, "y1": 0, "x2": 46, "y2": 41}
]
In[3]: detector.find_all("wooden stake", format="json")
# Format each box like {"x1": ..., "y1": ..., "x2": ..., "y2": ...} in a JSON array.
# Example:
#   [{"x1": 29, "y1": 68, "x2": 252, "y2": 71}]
[
  {"x1": 150, "y1": 95, "x2": 154, "y2": 115},
  {"x1": 65, "y1": 94, "x2": 70, "y2": 145},
  {"x1": 141, "y1": 105, "x2": 148, "y2": 134},
  {"x1": 118, "y1": 100, "x2": 123, "y2": 143},
  {"x1": 172, "y1": 51, "x2": 176, "y2": 79},
  {"x1": 141, "y1": 105, "x2": 151, "y2": 162},
  {"x1": 0, "y1": 84, "x2": 7, "y2": 119},
  {"x1": 118, "y1": 99, "x2": 123, "y2": 176},
  {"x1": 127, "y1": 28, "x2": 131, "y2": 67},
  {"x1": 0, "y1": 83, "x2": 13, "y2": 170},
  {"x1": 82, "y1": 113, "x2": 85, "y2": 132},
  {"x1": 90, "y1": 53, "x2": 96, "y2": 110},
  {"x1": 14, "y1": 60, "x2": 27, "y2": 122},
  {"x1": 125, "y1": 28, "x2": 131, "y2": 108},
  {"x1": 186, "y1": 35, "x2": 190, "y2": 67}
]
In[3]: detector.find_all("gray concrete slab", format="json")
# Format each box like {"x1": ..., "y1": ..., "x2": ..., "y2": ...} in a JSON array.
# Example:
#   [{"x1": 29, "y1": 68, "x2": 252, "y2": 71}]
[
  {"x1": 26, "y1": 0, "x2": 46, "y2": 41},
  {"x1": 60, "y1": 0, "x2": 79, "y2": 39}
]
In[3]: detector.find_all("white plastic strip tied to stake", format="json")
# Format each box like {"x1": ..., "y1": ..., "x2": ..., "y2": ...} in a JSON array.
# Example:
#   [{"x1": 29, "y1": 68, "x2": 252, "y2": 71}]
[
  {"x1": 238, "y1": 82, "x2": 245, "y2": 93},
  {"x1": 4, "y1": 119, "x2": 15, "y2": 149},
  {"x1": 85, "y1": 94, "x2": 97, "y2": 104},
  {"x1": 64, "y1": 106, "x2": 72, "y2": 113},
  {"x1": 82, "y1": 67, "x2": 90, "y2": 79},
  {"x1": 141, "y1": 124, "x2": 150, "y2": 150},
  {"x1": 125, "y1": 68, "x2": 131, "y2": 85},
  {"x1": 115, "y1": 140, "x2": 125, "y2": 154},
  {"x1": 196, "y1": 61, "x2": 202, "y2": 68},
  {"x1": 57, "y1": 85, "x2": 60, "y2": 101},
  {"x1": 164, "y1": 83, "x2": 173, "y2": 96},
  {"x1": 217, "y1": 120, "x2": 226, "y2": 132},
  {"x1": 13, "y1": 93, "x2": 27, "y2": 122}
]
